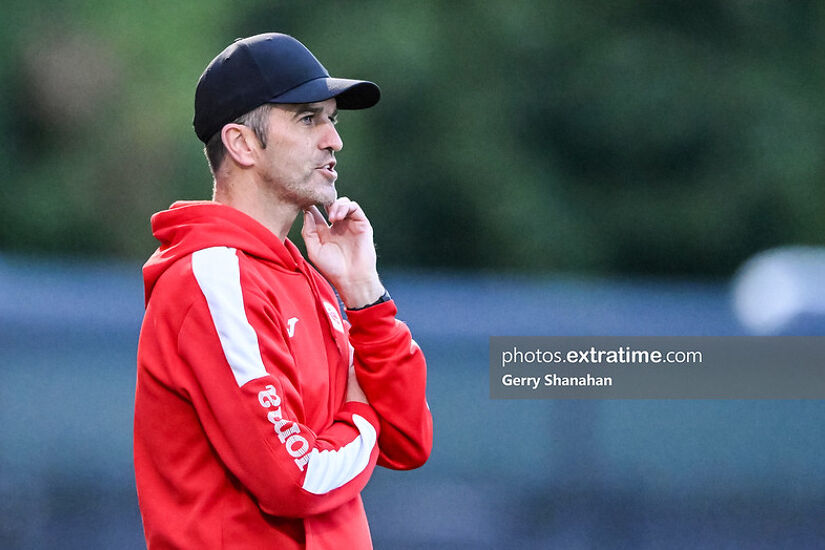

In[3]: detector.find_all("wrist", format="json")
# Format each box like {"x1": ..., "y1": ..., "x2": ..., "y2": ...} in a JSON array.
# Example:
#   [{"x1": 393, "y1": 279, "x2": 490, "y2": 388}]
[
  {"x1": 338, "y1": 276, "x2": 385, "y2": 309},
  {"x1": 348, "y1": 289, "x2": 391, "y2": 311}
]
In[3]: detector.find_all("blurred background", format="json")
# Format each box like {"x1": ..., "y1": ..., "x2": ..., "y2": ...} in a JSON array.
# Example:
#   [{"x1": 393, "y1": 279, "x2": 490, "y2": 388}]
[{"x1": 2, "y1": 1, "x2": 825, "y2": 548}]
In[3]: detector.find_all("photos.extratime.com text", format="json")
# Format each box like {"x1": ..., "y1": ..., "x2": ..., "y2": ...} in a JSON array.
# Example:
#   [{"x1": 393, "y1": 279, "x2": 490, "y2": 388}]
[{"x1": 500, "y1": 346, "x2": 704, "y2": 368}]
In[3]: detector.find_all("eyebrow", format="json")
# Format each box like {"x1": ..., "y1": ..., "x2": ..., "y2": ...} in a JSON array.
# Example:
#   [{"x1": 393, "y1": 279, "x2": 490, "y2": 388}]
[{"x1": 288, "y1": 104, "x2": 338, "y2": 119}]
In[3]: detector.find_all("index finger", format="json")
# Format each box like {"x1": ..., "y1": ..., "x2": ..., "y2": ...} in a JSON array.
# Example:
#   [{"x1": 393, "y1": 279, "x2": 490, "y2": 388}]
[{"x1": 327, "y1": 197, "x2": 364, "y2": 223}]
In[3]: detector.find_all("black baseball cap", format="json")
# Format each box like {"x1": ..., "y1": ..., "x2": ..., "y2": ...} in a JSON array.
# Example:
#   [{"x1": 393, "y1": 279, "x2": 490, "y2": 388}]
[{"x1": 193, "y1": 33, "x2": 380, "y2": 143}]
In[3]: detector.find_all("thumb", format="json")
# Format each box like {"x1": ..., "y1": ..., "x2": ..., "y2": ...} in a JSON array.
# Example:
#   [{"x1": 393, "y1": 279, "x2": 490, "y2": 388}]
[
  {"x1": 307, "y1": 205, "x2": 329, "y2": 228},
  {"x1": 302, "y1": 209, "x2": 315, "y2": 231},
  {"x1": 304, "y1": 206, "x2": 331, "y2": 237},
  {"x1": 301, "y1": 210, "x2": 318, "y2": 244}
]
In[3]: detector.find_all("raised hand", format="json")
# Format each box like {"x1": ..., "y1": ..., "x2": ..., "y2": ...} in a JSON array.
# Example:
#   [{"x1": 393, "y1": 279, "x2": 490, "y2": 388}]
[{"x1": 301, "y1": 197, "x2": 385, "y2": 309}]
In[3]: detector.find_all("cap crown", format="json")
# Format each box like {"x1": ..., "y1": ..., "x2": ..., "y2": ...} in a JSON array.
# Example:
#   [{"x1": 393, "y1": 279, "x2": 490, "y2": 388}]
[{"x1": 193, "y1": 33, "x2": 330, "y2": 143}]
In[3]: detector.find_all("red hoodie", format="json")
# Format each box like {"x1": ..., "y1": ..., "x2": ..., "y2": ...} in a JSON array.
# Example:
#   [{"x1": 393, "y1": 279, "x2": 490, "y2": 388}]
[{"x1": 134, "y1": 201, "x2": 432, "y2": 549}]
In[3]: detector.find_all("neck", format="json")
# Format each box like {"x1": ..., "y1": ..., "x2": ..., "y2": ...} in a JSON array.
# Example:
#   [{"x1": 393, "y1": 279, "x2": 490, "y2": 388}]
[{"x1": 213, "y1": 172, "x2": 299, "y2": 241}]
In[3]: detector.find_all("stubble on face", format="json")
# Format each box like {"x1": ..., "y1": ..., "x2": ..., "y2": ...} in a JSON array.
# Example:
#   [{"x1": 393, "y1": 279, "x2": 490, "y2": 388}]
[{"x1": 257, "y1": 102, "x2": 339, "y2": 211}]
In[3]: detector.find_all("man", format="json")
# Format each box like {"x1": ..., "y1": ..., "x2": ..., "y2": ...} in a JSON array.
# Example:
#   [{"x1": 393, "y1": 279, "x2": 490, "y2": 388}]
[{"x1": 134, "y1": 33, "x2": 432, "y2": 549}]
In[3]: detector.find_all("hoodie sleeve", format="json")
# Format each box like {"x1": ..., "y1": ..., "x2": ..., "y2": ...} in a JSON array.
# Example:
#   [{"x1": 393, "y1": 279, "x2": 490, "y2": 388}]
[
  {"x1": 173, "y1": 246, "x2": 381, "y2": 518},
  {"x1": 346, "y1": 300, "x2": 433, "y2": 470}
]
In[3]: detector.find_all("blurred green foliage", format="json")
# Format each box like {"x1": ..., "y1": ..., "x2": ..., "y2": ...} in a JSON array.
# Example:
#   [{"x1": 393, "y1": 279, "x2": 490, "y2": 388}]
[{"x1": 2, "y1": 1, "x2": 824, "y2": 275}]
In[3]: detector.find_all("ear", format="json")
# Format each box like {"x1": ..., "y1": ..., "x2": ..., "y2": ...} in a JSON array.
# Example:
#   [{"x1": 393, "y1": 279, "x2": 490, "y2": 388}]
[{"x1": 221, "y1": 124, "x2": 258, "y2": 168}]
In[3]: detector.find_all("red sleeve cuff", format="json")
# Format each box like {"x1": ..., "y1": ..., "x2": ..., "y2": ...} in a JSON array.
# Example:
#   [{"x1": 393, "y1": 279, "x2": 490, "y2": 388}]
[
  {"x1": 345, "y1": 300, "x2": 398, "y2": 343},
  {"x1": 338, "y1": 400, "x2": 380, "y2": 432}
]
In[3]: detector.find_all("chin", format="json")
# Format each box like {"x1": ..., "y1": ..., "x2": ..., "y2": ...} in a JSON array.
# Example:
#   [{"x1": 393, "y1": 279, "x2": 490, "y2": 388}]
[
  {"x1": 318, "y1": 189, "x2": 337, "y2": 207},
  {"x1": 301, "y1": 191, "x2": 336, "y2": 210}
]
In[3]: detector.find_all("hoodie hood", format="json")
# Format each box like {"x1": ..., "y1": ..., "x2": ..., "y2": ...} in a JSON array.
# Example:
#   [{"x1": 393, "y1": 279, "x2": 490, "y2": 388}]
[{"x1": 143, "y1": 201, "x2": 304, "y2": 304}]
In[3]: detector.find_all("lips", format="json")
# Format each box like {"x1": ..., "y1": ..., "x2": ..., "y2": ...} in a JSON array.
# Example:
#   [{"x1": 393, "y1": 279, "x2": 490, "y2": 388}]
[{"x1": 316, "y1": 159, "x2": 337, "y2": 179}]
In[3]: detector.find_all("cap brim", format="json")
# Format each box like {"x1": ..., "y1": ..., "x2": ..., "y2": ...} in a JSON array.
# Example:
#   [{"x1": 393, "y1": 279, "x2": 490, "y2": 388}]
[{"x1": 269, "y1": 77, "x2": 380, "y2": 109}]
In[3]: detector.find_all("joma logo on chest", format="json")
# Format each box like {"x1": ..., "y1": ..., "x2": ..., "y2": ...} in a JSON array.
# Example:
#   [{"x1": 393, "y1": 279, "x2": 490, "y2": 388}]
[{"x1": 286, "y1": 317, "x2": 299, "y2": 337}]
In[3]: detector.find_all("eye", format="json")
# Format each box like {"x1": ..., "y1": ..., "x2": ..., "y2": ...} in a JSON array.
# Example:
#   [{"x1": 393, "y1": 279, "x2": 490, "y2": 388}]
[{"x1": 300, "y1": 114, "x2": 314, "y2": 125}]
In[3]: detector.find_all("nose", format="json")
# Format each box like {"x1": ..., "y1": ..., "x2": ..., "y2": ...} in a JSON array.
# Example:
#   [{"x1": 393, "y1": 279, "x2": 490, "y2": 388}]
[{"x1": 320, "y1": 121, "x2": 343, "y2": 152}]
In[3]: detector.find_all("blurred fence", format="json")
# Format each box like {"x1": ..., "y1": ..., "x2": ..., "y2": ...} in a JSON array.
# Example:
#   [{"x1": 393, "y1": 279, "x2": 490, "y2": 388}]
[{"x1": 1, "y1": 252, "x2": 824, "y2": 549}]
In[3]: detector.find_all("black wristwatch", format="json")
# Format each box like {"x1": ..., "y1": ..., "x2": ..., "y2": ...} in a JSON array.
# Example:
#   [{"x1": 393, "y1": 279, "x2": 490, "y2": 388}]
[{"x1": 349, "y1": 290, "x2": 391, "y2": 310}]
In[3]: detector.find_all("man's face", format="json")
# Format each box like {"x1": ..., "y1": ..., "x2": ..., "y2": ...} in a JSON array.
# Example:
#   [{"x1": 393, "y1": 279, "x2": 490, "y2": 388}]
[{"x1": 257, "y1": 98, "x2": 343, "y2": 209}]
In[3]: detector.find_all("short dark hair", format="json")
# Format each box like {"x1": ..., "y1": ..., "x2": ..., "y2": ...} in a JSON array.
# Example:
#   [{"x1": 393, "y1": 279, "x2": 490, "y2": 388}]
[{"x1": 204, "y1": 103, "x2": 273, "y2": 175}]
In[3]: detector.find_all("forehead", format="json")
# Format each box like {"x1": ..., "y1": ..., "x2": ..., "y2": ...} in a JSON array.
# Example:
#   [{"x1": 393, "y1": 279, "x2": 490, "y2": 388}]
[{"x1": 275, "y1": 98, "x2": 338, "y2": 114}]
